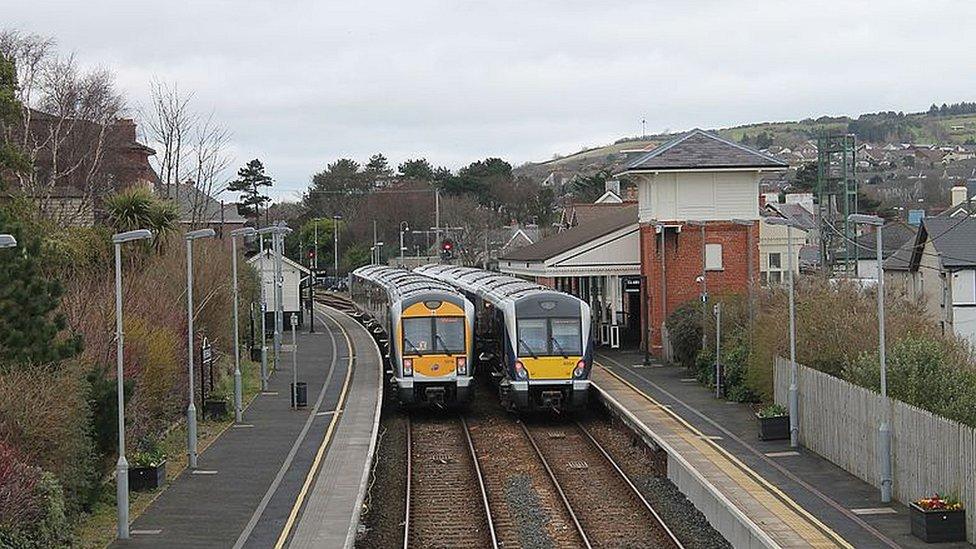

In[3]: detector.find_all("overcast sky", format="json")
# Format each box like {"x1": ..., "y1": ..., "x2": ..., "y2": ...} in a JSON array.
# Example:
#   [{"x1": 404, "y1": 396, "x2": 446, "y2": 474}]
[{"x1": 7, "y1": 1, "x2": 976, "y2": 200}]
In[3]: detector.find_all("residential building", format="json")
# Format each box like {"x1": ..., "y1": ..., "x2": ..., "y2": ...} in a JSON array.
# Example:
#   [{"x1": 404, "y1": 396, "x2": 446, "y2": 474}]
[
  {"x1": 157, "y1": 182, "x2": 246, "y2": 236},
  {"x1": 759, "y1": 200, "x2": 816, "y2": 285},
  {"x1": 616, "y1": 129, "x2": 788, "y2": 354}
]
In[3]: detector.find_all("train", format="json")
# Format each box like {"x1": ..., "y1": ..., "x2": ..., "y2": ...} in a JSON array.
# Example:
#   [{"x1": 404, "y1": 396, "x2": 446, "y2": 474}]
[
  {"x1": 350, "y1": 265, "x2": 475, "y2": 407},
  {"x1": 414, "y1": 264, "x2": 592, "y2": 411}
]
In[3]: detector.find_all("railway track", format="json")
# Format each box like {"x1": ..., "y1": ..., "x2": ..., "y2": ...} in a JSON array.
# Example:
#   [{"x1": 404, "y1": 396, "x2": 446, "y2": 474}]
[
  {"x1": 403, "y1": 415, "x2": 497, "y2": 549},
  {"x1": 521, "y1": 419, "x2": 685, "y2": 548}
]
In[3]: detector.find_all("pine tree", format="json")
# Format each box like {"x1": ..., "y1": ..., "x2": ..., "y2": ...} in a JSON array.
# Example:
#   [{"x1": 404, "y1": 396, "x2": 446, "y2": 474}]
[
  {"x1": 0, "y1": 207, "x2": 83, "y2": 365},
  {"x1": 364, "y1": 153, "x2": 393, "y2": 187},
  {"x1": 228, "y1": 159, "x2": 273, "y2": 220}
]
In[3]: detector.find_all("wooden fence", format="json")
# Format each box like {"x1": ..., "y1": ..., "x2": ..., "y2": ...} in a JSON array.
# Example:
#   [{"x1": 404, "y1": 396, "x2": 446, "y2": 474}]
[{"x1": 774, "y1": 357, "x2": 976, "y2": 543}]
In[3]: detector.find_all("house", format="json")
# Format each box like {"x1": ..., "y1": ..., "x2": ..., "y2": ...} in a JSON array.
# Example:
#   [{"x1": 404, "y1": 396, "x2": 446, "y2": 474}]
[
  {"x1": 759, "y1": 199, "x2": 817, "y2": 285},
  {"x1": 836, "y1": 221, "x2": 916, "y2": 280},
  {"x1": 615, "y1": 129, "x2": 788, "y2": 355},
  {"x1": 499, "y1": 203, "x2": 641, "y2": 348},
  {"x1": 157, "y1": 182, "x2": 246, "y2": 236},
  {"x1": 247, "y1": 249, "x2": 311, "y2": 329}
]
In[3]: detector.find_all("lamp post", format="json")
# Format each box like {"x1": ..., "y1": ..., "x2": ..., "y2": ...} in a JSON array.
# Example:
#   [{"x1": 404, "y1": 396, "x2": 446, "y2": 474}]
[
  {"x1": 271, "y1": 225, "x2": 291, "y2": 373},
  {"x1": 256, "y1": 227, "x2": 276, "y2": 391},
  {"x1": 332, "y1": 215, "x2": 342, "y2": 288},
  {"x1": 850, "y1": 213, "x2": 891, "y2": 503},
  {"x1": 184, "y1": 228, "x2": 216, "y2": 469},
  {"x1": 763, "y1": 215, "x2": 804, "y2": 447},
  {"x1": 109, "y1": 229, "x2": 153, "y2": 540},
  {"x1": 230, "y1": 227, "x2": 256, "y2": 423},
  {"x1": 399, "y1": 221, "x2": 409, "y2": 266},
  {"x1": 0, "y1": 234, "x2": 16, "y2": 248}
]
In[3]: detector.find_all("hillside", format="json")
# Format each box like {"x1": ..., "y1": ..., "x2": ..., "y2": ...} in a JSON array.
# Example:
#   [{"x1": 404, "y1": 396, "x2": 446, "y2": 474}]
[{"x1": 516, "y1": 107, "x2": 976, "y2": 182}]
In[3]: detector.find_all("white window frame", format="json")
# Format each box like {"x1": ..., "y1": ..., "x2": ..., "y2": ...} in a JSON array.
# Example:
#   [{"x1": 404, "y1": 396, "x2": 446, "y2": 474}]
[
  {"x1": 768, "y1": 252, "x2": 782, "y2": 270},
  {"x1": 705, "y1": 243, "x2": 723, "y2": 271}
]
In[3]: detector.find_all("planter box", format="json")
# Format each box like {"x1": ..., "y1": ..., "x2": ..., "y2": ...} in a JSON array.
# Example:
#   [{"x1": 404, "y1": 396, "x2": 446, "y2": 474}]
[
  {"x1": 203, "y1": 399, "x2": 228, "y2": 420},
  {"x1": 910, "y1": 503, "x2": 966, "y2": 543},
  {"x1": 128, "y1": 462, "x2": 166, "y2": 491},
  {"x1": 757, "y1": 414, "x2": 790, "y2": 441}
]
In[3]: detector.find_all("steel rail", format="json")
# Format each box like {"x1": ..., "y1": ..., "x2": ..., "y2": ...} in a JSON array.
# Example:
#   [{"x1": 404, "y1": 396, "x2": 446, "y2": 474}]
[
  {"x1": 575, "y1": 421, "x2": 685, "y2": 549},
  {"x1": 460, "y1": 416, "x2": 500, "y2": 549},
  {"x1": 518, "y1": 422, "x2": 593, "y2": 549},
  {"x1": 402, "y1": 416, "x2": 412, "y2": 549}
]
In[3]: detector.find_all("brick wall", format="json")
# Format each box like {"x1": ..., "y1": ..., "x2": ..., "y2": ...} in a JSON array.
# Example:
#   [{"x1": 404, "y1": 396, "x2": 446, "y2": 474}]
[{"x1": 640, "y1": 221, "x2": 758, "y2": 352}]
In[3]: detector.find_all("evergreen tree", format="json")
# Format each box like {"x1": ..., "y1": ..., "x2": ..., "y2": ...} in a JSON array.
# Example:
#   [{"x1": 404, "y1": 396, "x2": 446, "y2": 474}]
[
  {"x1": 397, "y1": 158, "x2": 434, "y2": 181},
  {"x1": 0, "y1": 206, "x2": 83, "y2": 365},
  {"x1": 0, "y1": 53, "x2": 29, "y2": 190},
  {"x1": 364, "y1": 153, "x2": 393, "y2": 187},
  {"x1": 228, "y1": 159, "x2": 273, "y2": 220}
]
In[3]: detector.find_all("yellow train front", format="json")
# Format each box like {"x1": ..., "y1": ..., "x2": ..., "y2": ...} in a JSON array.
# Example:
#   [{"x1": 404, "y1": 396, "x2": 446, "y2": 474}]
[
  {"x1": 414, "y1": 265, "x2": 593, "y2": 412},
  {"x1": 351, "y1": 266, "x2": 475, "y2": 407}
]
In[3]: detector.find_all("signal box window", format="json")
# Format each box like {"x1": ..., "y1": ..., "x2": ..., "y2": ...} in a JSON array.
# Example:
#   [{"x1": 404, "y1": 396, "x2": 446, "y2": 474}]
[
  {"x1": 705, "y1": 243, "x2": 723, "y2": 271},
  {"x1": 768, "y1": 252, "x2": 781, "y2": 270}
]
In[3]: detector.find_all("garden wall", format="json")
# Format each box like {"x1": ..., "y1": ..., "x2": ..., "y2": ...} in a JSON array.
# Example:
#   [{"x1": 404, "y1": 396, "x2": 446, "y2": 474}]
[{"x1": 774, "y1": 357, "x2": 976, "y2": 543}]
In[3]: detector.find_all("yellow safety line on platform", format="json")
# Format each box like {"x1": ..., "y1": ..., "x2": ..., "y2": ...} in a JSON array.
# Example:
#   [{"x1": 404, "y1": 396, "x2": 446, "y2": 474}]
[
  {"x1": 596, "y1": 363, "x2": 853, "y2": 549},
  {"x1": 274, "y1": 307, "x2": 356, "y2": 549}
]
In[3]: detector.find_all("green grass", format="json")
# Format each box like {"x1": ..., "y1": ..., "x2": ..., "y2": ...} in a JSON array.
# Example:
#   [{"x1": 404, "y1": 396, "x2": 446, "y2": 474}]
[{"x1": 71, "y1": 358, "x2": 262, "y2": 549}]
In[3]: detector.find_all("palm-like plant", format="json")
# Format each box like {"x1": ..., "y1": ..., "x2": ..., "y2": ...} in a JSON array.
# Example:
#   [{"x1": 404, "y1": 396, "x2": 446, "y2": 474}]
[{"x1": 105, "y1": 188, "x2": 179, "y2": 251}]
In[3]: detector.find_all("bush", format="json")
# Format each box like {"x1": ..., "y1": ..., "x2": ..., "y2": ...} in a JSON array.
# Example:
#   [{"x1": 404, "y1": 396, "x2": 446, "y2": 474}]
[
  {"x1": 844, "y1": 335, "x2": 976, "y2": 427},
  {"x1": 666, "y1": 303, "x2": 702, "y2": 368},
  {"x1": 0, "y1": 443, "x2": 70, "y2": 548}
]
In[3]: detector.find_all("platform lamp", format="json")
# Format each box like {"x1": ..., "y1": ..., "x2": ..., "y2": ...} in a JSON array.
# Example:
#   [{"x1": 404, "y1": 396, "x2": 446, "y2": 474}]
[
  {"x1": 271, "y1": 225, "x2": 292, "y2": 372},
  {"x1": 230, "y1": 227, "x2": 257, "y2": 423},
  {"x1": 185, "y1": 228, "x2": 216, "y2": 469},
  {"x1": 256, "y1": 226, "x2": 277, "y2": 390},
  {"x1": 849, "y1": 213, "x2": 892, "y2": 503},
  {"x1": 110, "y1": 229, "x2": 153, "y2": 539},
  {"x1": 0, "y1": 234, "x2": 16, "y2": 248},
  {"x1": 762, "y1": 215, "x2": 804, "y2": 448}
]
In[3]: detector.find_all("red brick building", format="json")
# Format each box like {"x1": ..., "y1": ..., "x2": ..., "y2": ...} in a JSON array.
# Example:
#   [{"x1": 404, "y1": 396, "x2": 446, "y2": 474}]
[{"x1": 617, "y1": 130, "x2": 788, "y2": 355}]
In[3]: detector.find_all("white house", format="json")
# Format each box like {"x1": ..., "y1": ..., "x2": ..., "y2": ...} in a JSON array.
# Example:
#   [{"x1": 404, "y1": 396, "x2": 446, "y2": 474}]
[
  {"x1": 885, "y1": 216, "x2": 976, "y2": 346},
  {"x1": 759, "y1": 200, "x2": 816, "y2": 285},
  {"x1": 247, "y1": 249, "x2": 311, "y2": 329}
]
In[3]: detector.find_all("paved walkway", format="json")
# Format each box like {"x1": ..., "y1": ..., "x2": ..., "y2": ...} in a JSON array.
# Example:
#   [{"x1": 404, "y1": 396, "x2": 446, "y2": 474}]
[
  {"x1": 596, "y1": 349, "x2": 973, "y2": 549},
  {"x1": 112, "y1": 305, "x2": 381, "y2": 549}
]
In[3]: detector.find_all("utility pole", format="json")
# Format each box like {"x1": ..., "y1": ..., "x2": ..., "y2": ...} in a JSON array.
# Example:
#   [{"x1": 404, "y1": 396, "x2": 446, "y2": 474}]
[
  {"x1": 714, "y1": 302, "x2": 722, "y2": 399},
  {"x1": 435, "y1": 187, "x2": 441, "y2": 248},
  {"x1": 230, "y1": 227, "x2": 256, "y2": 423}
]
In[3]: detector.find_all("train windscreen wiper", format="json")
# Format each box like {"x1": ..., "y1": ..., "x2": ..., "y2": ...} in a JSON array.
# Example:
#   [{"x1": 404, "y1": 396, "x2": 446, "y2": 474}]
[
  {"x1": 550, "y1": 336, "x2": 569, "y2": 358},
  {"x1": 404, "y1": 337, "x2": 423, "y2": 356},
  {"x1": 434, "y1": 334, "x2": 454, "y2": 356},
  {"x1": 518, "y1": 338, "x2": 538, "y2": 359}
]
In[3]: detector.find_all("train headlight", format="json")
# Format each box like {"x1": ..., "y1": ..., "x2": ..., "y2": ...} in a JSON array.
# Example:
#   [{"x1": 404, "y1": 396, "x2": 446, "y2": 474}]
[
  {"x1": 573, "y1": 360, "x2": 586, "y2": 379},
  {"x1": 514, "y1": 360, "x2": 528, "y2": 381},
  {"x1": 402, "y1": 358, "x2": 413, "y2": 376},
  {"x1": 455, "y1": 356, "x2": 467, "y2": 375}
]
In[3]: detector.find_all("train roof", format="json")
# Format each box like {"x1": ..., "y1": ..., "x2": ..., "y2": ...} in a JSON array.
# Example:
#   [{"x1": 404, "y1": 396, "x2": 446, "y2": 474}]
[
  {"x1": 352, "y1": 265, "x2": 463, "y2": 302},
  {"x1": 413, "y1": 264, "x2": 582, "y2": 307}
]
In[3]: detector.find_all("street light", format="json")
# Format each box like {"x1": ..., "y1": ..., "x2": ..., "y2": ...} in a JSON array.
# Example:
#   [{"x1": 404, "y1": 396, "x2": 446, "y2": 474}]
[
  {"x1": 763, "y1": 215, "x2": 804, "y2": 448},
  {"x1": 230, "y1": 227, "x2": 256, "y2": 423},
  {"x1": 332, "y1": 215, "x2": 342, "y2": 288},
  {"x1": 184, "y1": 227, "x2": 216, "y2": 469},
  {"x1": 0, "y1": 234, "x2": 16, "y2": 248},
  {"x1": 111, "y1": 229, "x2": 153, "y2": 539},
  {"x1": 399, "y1": 221, "x2": 410, "y2": 266},
  {"x1": 849, "y1": 212, "x2": 892, "y2": 503},
  {"x1": 270, "y1": 225, "x2": 291, "y2": 372},
  {"x1": 256, "y1": 227, "x2": 277, "y2": 391}
]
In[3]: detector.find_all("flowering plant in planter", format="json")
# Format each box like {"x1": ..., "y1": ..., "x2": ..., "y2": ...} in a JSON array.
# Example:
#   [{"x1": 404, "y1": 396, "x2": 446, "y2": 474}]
[
  {"x1": 757, "y1": 404, "x2": 788, "y2": 418},
  {"x1": 131, "y1": 447, "x2": 166, "y2": 469},
  {"x1": 915, "y1": 494, "x2": 964, "y2": 511},
  {"x1": 911, "y1": 493, "x2": 966, "y2": 542}
]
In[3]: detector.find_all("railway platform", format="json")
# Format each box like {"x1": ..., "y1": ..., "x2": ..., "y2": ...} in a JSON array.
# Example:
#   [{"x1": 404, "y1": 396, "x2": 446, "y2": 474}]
[
  {"x1": 594, "y1": 349, "x2": 973, "y2": 549},
  {"x1": 111, "y1": 304, "x2": 382, "y2": 549}
]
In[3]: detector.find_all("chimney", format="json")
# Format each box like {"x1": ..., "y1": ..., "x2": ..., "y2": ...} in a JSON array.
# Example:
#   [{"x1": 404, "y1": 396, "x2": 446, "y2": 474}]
[
  {"x1": 605, "y1": 179, "x2": 621, "y2": 196},
  {"x1": 951, "y1": 185, "x2": 968, "y2": 207}
]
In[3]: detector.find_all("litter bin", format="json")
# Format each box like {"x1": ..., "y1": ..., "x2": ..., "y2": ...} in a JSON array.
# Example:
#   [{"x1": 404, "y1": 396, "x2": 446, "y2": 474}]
[{"x1": 291, "y1": 382, "x2": 308, "y2": 408}]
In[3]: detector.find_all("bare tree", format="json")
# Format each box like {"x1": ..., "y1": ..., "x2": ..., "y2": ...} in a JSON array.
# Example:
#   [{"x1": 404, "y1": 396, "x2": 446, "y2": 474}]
[
  {"x1": 143, "y1": 78, "x2": 193, "y2": 200},
  {"x1": 186, "y1": 112, "x2": 232, "y2": 226},
  {"x1": 1, "y1": 30, "x2": 126, "y2": 226}
]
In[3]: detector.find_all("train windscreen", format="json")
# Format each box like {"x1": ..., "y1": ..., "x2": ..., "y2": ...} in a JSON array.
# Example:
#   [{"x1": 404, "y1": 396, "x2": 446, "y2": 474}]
[
  {"x1": 517, "y1": 318, "x2": 582, "y2": 356},
  {"x1": 402, "y1": 316, "x2": 465, "y2": 355}
]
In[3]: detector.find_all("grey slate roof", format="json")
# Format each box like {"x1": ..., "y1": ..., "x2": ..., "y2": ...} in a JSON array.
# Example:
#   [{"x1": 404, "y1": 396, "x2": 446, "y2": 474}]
[
  {"x1": 500, "y1": 204, "x2": 638, "y2": 262},
  {"x1": 764, "y1": 203, "x2": 816, "y2": 231},
  {"x1": 839, "y1": 221, "x2": 916, "y2": 261},
  {"x1": 622, "y1": 129, "x2": 789, "y2": 172},
  {"x1": 914, "y1": 217, "x2": 976, "y2": 269}
]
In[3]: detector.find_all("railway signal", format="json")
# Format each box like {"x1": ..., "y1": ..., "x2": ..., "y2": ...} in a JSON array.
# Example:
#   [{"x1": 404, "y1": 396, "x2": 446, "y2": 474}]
[{"x1": 440, "y1": 239, "x2": 455, "y2": 261}]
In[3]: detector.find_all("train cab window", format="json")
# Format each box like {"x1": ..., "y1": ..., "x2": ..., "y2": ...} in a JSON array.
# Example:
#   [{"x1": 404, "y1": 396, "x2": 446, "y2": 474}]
[
  {"x1": 551, "y1": 318, "x2": 582, "y2": 355},
  {"x1": 517, "y1": 318, "x2": 548, "y2": 356},
  {"x1": 402, "y1": 318, "x2": 432, "y2": 354},
  {"x1": 434, "y1": 317, "x2": 465, "y2": 354}
]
